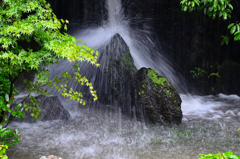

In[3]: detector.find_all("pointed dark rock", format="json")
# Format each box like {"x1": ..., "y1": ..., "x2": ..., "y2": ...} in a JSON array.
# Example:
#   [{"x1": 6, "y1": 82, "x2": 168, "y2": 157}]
[{"x1": 88, "y1": 33, "x2": 137, "y2": 116}]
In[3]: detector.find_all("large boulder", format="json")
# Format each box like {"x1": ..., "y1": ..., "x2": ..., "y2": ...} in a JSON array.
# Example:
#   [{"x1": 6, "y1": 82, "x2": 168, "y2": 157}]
[
  {"x1": 15, "y1": 95, "x2": 70, "y2": 123},
  {"x1": 70, "y1": 33, "x2": 137, "y2": 117},
  {"x1": 98, "y1": 33, "x2": 137, "y2": 116},
  {"x1": 134, "y1": 67, "x2": 182, "y2": 125}
]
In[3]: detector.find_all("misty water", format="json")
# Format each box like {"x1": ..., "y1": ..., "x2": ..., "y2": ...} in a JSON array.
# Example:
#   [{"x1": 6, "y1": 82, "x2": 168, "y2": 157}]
[
  {"x1": 8, "y1": 94, "x2": 240, "y2": 159},
  {"x1": 8, "y1": 0, "x2": 240, "y2": 158}
]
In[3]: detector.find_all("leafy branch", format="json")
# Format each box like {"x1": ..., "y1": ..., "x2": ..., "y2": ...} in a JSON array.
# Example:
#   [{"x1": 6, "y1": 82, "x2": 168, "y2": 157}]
[{"x1": 180, "y1": 0, "x2": 240, "y2": 41}]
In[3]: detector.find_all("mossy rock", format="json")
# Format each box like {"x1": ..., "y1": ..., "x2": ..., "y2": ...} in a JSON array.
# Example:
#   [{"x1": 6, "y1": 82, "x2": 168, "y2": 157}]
[{"x1": 135, "y1": 67, "x2": 182, "y2": 125}]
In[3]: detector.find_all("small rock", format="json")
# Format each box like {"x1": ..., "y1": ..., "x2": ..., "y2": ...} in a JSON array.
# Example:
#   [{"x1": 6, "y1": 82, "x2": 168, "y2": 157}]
[{"x1": 40, "y1": 155, "x2": 62, "y2": 159}]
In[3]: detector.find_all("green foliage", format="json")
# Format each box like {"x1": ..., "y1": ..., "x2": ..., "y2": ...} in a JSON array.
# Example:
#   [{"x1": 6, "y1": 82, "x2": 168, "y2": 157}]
[
  {"x1": 190, "y1": 67, "x2": 220, "y2": 79},
  {"x1": 0, "y1": 74, "x2": 23, "y2": 158},
  {"x1": 221, "y1": 35, "x2": 229, "y2": 46},
  {"x1": 180, "y1": 0, "x2": 240, "y2": 41},
  {"x1": 0, "y1": 0, "x2": 99, "y2": 157},
  {"x1": 180, "y1": 0, "x2": 233, "y2": 19},
  {"x1": 0, "y1": 128, "x2": 21, "y2": 147},
  {"x1": 0, "y1": 0, "x2": 99, "y2": 100},
  {"x1": 208, "y1": 72, "x2": 220, "y2": 78},
  {"x1": 0, "y1": 145, "x2": 8, "y2": 159},
  {"x1": 0, "y1": 0, "x2": 99, "y2": 110},
  {"x1": 190, "y1": 67, "x2": 208, "y2": 78},
  {"x1": 228, "y1": 23, "x2": 240, "y2": 41},
  {"x1": 199, "y1": 151, "x2": 240, "y2": 159}
]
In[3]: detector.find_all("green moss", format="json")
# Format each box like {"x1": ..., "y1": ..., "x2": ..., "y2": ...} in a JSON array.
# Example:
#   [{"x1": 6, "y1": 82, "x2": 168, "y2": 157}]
[
  {"x1": 147, "y1": 69, "x2": 175, "y2": 97},
  {"x1": 147, "y1": 69, "x2": 168, "y2": 85},
  {"x1": 138, "y1": 81, "x2": 146, "y2": 95},
  {"x1": 121, "y1": 49, "x2": 137, "y2": 72}
]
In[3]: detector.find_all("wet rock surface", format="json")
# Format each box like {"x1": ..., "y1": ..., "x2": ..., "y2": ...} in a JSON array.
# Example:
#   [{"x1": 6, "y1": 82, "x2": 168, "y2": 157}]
[
  {"x1": 40, "y1": 155, "x2": 62, "y2": 159},
  {"x1": 97, "y1": 33, "x2": 137, "y2": 116},
  {"x1": 14, "y1": 95, "x2": 70, "y2": 123},
  {"x1": 134, "y1": 68, "x2": 182, "y2": 125}
]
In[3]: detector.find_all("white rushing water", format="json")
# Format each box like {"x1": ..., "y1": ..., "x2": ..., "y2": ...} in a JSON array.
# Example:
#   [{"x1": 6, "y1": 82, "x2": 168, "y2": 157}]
[
  {"x1": 8, "y1": 94, "x2": 240, "y2": 159},
  {"x1": 8, "y1": 0, "x2": 240, "y2": 158}
]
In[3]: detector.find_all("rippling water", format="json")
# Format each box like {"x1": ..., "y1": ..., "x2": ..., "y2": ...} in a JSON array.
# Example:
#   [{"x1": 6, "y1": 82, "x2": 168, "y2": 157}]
[{"x1": 8, "y1": 94, "x2": 240, "y2": 159}]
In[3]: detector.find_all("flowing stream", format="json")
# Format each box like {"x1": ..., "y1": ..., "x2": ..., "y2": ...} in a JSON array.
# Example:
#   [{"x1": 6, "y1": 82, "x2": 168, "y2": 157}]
[
  {"x1": 8, "y1": 0, "x2": 240, "y2": 158},
  {"x1": 7, "y1": 94, "x2": 240, "y2": 159}
]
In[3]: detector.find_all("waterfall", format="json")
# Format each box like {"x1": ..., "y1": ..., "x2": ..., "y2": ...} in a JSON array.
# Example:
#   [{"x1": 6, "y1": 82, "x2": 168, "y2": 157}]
[
  {"x1": 107, "y1": 0, "x2": 123, "y2": 27},
  {"x1": 66, "y1": 0, "x2": 187, "y2": 93}
]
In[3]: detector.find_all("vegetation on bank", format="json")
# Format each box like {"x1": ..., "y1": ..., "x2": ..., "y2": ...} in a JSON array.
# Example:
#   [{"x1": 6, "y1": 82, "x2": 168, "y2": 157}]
[{"x1": 0, "y1": 0, "x2": 99, "y2": 158}]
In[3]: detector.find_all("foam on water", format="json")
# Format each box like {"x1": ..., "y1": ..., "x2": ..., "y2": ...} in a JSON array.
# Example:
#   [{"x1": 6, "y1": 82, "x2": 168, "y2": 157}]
[
  {"x1": 181, "y1": 94, "x2": 240, "y2": 120},
  {"x1": 8, "y1": 94, "x2": 240, "y2": 159}
]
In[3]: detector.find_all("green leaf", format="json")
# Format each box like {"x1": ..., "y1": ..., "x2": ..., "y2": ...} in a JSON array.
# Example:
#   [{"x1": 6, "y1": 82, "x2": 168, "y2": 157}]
[
  {"x1": 183, "y1": 6, "x2": 188, "y2": 11},
  {"x1": 219, "y1": 0, "x2": 224, "y2": 5},
  {"x1": 2, "y1": 155, "x2": 8, "y2": 159},
  {"x1": 228, "y1": 23, "x2": 235, "y2": 29},
  {"x1": 230, "y1": 25, "x2": 236, "y2": 34},
  {"x1": 228, "y1": 4, "x2": 233, "y2": 10},
  {"x1": 236, "y1": 24, "x2": 240, "y2": 32},
  {"x1": 234, "y1": 30, "x2": 240, "y2": 36},
  {"x1": 213, "y1": 0, "x2": 218, "y2": 9},
  {"x1": 234, "y1": 32, "x2": 240, "y2": 41},
  {"x1": 5, "y1": 94, "x2": 9, "y2": 102},
  {"x1": 223, "y1": 12, "x2": 227, "y2": 20}
]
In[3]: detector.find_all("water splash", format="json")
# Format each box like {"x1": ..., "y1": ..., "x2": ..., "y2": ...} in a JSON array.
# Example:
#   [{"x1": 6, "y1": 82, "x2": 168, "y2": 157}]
[
  {"x1": 50, "y1": 0, "x2": 187, "y2": 93},
  {"x1": 8, "y1": 94, "x2": 240, "y2": 159}
]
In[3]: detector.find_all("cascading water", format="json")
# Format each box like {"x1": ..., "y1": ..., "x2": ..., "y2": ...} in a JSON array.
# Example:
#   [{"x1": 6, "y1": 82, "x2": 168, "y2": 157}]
[
  {"x1": 8, "y1": 0, "x2": 240, "y2": 158},
  {"x1": 49, "y1": 0, "x2": 185, "y2": 94}
]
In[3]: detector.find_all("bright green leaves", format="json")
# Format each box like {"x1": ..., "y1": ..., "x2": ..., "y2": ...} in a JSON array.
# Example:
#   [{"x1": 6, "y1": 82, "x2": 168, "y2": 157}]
[
  {"x1": 205, "y1": 0, "x2": 232, "y2": 20},
  {"x1": 180, "y1": 0, "x2": 240, "y2": 41},
  {"x1": 180, "y1": 0, "x2": 233, "y2": 20},
  {"x1": 0, "y1": 76, "x2": 23, "y2": 154},
  {"x1": 180, "y1": 0, "x2": 200, "y2": 12},
  {"x1": 0, "y1": 144, "x2": 8, "y2": 159},
  {"x1": 228, "y1": 23, "x2": 240, "y2": 41},
  {"x1": 190, "y1": 67, "x2": 208, "y2": 78},
  {"x1": 0, "y1": 127, "x2": 22, "y2": 147},
  {"x1": 35, "y1": 68, "x2": 50, "y2": 84},
  {"x1": 50, "y1": 63, "x2": 98, "y2": 105},
  {"x1": 199, "y1": 151, "x2": 240, "y2": 159},
  {"x1": 0, "y1": 0, "x2": 99, "y2": 96},
  {"x1": 0, "y1": 0, "x2": 99, "y2": 158}
]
